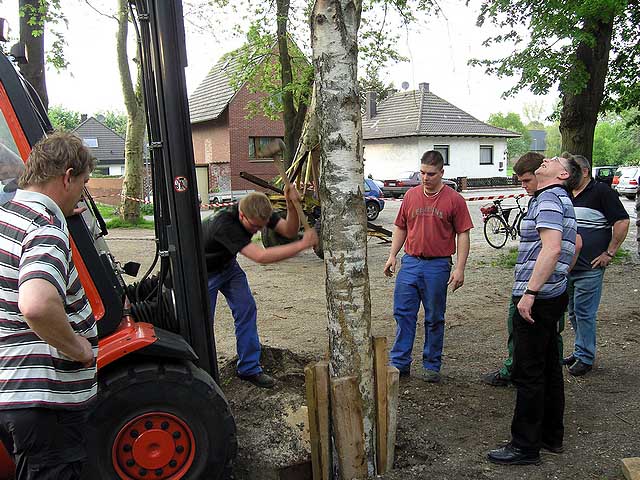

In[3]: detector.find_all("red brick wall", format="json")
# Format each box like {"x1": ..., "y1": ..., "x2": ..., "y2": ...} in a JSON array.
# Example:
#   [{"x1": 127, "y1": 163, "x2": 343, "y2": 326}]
[
  {"x1": 228, "y1": 85, "x2": 284, "y2": 191},
  {"x1": 191, "y1": 111, "x2": 230, "y2": 165},
  {"x1": 87, "y1": 177, "x2": 123, "y2": 206}
]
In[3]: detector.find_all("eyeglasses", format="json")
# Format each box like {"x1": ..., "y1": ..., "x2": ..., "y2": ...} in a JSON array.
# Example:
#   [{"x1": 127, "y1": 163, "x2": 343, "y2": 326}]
[
  {"x1": 549, "y1": 156, "x2": 569, "y2": 172},
  {"x1": 240, "y1": 212, "x2": 265, "y2": 230}
]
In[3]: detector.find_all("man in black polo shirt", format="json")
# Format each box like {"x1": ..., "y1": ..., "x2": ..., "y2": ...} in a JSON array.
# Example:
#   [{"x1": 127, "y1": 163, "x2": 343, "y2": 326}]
[
  {"x1": 563, "y1": 155, "x2": 629, "y2": 376},
  {"x1": 202, "y1": 190, "x2": 317, "y2": 388}
]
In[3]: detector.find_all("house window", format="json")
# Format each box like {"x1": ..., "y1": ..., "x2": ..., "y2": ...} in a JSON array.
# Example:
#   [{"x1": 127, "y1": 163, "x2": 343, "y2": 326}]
[
  {"x1": 248, "y1": 137, "x2": 283, "y2": 161},
  {"x1": 480, "y1": 145, "x2": 493, "y2": 165},
  {"x1": 434, "y1": 145, "x2": 450, "y2": 165},
  {"x1": 83, "y1": 138, "x2": 98, "y2": 148}
]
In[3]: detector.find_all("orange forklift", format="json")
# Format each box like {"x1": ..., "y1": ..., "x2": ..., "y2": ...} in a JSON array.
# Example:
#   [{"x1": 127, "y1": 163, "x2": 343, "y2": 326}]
[{"x1": 0, "y1": 1, "x2": 236, "y2": 478}]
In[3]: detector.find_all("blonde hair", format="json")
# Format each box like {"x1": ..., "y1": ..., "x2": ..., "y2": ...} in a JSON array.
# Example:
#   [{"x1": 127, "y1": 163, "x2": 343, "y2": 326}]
[
  {"x1": 19, "y1": 131, "x2": 95, "y2": 188},
  {"x1": 239, "y1": 192, "x2": 273, "y2": 221}
]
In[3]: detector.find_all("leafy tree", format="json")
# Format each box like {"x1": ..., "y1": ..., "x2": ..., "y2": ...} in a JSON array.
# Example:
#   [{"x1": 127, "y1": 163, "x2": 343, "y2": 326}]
[
  {"x1": 487, "y1": 112, "x2": 531, "y2": 160},
  {"x1": 18, "y1": 0, "x2": 68, "y2": 110},
  {"x1": 95, "y1": 110, "x2": 128, "y2": 137},
  {"x1": 592, "y1": 111, "x2": 640, "y2": 166},
  {"x1": 472, "y1": 0, "x2": 639, "y2": 161},
  {"x1": 358, "y1": 67, "x2": 396, "y2": 114},
  {"x1": 48, "y1": 105, "x2": 80, "y2": 131},
  {"x1": 544, "y1": 123, "x2": 561, "y2": 157}
]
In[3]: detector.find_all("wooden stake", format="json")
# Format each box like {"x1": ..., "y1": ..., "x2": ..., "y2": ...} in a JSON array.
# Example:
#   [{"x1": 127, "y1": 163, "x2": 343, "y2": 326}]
[
  {"x1": 331, "y1": 376, "x2": 367, "y2": 479},
  {"x1": 622, "y1": 458, "x2": 640, "y2": 480},
  {"x1": 372, "y1": 336, "x2": 388, "y2": 473},
  {"x1": 304, "y1": 364, "x2": 321, "y2": 480},
  {"x1": 314, "y1": 362, "x2": 331, "y2": 480},
  {"x1": 386, "y1": 366, "x2": 400, "y2": 472}
]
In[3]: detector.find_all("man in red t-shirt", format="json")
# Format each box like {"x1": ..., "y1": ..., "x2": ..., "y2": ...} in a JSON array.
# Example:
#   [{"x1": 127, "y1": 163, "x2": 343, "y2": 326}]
[{"x1": 384, "y1": 150, "x2": 473, "y2": 383}]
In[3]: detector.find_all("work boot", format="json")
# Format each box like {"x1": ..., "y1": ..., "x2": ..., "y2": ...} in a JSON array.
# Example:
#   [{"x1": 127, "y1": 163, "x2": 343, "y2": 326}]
[
  {"x1": 568, "y1": 359, "x2": 592, "y2": 377},
  {"x1": 482, "y1": 369, "x2": 510, "y2": 387},
  {"x1": 421, "y1": 368, "x2": 441, "y2": 383},
  {"x1": 237, "y1": 372, "x2": 276, "y2": 388},
  {"x1": 562, "y1": 354, "x2": 576, "y2": 366}
]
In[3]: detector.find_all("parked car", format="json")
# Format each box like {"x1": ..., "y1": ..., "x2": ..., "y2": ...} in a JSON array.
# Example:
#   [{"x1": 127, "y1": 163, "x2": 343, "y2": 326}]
[
  {"x1": 364, "y1": 178, "x2": 385, "y2": 221},
  {"x1": 613, "y1": 166, "x2": 639, "y2": 199},
  {"x1": 382, "y1": 171, "x2": 459, "y2": 198},
  {"x1": 592, "y1": 166, "x2": 617, "y2": 187}
]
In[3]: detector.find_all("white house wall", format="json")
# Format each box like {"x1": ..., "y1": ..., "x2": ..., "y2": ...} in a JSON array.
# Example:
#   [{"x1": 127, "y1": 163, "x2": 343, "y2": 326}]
[{"x1": 363, "y1": 136, "x2": 509, "y2": 179}]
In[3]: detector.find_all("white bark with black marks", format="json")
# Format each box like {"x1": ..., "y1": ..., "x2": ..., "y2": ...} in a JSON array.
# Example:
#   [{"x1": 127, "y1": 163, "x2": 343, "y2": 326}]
[{"x1": 311, "y1": 0, "x2": 375, "y2": 477}]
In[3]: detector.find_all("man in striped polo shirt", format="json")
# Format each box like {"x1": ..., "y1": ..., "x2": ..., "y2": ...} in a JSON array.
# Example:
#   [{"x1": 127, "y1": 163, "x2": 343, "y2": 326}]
[
  {"x1": 0, "y1": 132, "x2": 97, "y2": 479},
  {"x1": 488, "y1": 155, "x2": 582, "y2": 466}
]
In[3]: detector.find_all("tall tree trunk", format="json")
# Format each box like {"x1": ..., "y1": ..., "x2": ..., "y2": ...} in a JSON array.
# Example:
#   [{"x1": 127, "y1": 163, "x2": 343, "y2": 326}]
[
  {"x1": 559, "y1": 17, "x2": 614, "y2": 159},
  {"x1": 18, "y1": 0, "x2": 48, "y2": 109},
  {"x1": 276, "y1": 0, "x2": 297, "y2": 171},
  {"x1": 117, "y1": 0, "x2": 145, "y2": 222},
  {"x1": 311, "y1": 0, "x2": 375, "y2": 477}
]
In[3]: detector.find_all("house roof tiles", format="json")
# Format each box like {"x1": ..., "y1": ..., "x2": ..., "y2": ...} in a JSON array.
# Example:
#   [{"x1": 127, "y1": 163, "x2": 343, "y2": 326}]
[
  {"x1": 188, "y1": 55, "x2": 242, "y2": 124},
  {"x1": 362, "y1": 88, "x2": 521, "y2": 140},
  {"x1": 72, "y1": 117, "x2": 125, "y2": 165}
]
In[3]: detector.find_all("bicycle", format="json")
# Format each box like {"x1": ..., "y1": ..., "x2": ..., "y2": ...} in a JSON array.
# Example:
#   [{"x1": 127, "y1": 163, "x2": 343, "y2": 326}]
[{"x1": 481, "y1": 195, "x2": 528, "y2": 249}]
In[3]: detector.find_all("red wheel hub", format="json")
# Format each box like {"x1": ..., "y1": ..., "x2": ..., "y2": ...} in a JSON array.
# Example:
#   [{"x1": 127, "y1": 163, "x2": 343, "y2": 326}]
[{"x1": 112, "y1": 412, "x2": 195, "y2": 479}]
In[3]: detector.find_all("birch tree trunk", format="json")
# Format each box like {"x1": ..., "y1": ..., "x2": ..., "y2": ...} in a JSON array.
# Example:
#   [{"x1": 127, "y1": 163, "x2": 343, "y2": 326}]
[
  {"x1": 117, "y1": 0, "x2": 146, "y2": 222},
  {"x1": 310, "y1": 0, "x2": 375, "y2": 477}
]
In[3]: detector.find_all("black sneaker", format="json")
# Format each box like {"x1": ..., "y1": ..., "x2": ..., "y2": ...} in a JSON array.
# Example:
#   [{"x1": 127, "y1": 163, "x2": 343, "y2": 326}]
[
  {"x1": 482, "y1": 369, "x2": 511, "y2": 387},
  {"x1": 238, "y1": 372, "x2": 276, "y2": 388},
  {"x1": 487, "y1": 443, "x2": 541, "y2": 465},
  {"x1": 562, "y1": 354, "x2": 576, "y2": 366},
  {"x1": 568, "y1": 359, "x2": 592, "y2": 377}
]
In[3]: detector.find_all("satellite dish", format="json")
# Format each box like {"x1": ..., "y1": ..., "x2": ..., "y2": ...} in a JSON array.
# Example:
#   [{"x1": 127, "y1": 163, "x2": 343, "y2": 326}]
[{"x1": 401, "y1": 81, "x2": 410, "y2": 91}]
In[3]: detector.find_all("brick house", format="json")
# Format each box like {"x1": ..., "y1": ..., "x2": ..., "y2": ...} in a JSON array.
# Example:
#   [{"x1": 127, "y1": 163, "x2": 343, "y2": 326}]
[{"x1": 188, "y1": 53, "x2": 284, "y2": 196}]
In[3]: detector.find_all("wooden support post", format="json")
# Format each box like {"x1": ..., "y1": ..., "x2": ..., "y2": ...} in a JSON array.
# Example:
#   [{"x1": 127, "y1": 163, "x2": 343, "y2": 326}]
[
  {"x1": 386, "y1": 366, "x2": 400, "y2": 472},
  {"x1": 305, "y1": 364, "x2": 321, "y2": 480},
  {"x1": 372, "y1": 336, "x2": 388, "y2": 473},
  {"x1": 314, "y1": 362, "x2": 331, "y2": 480},
  {"x1": 331, "y1": 376, "x2": 368, "y2": 479},
  {"x1": 622, "y1": 458, "x2": 640, "y2": 480}
]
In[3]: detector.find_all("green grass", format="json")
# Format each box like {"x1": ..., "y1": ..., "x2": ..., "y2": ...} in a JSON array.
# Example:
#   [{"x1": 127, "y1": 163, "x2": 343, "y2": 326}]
[
  {"x1": 493, "y1": 247, "x2": 519, "y2": 268},
  {"x1": 610, "y1": 248, "x2": 630, "y2": 265},
  {"x1": 95, "y1": 202, "x2": 154, "y2": 229}
]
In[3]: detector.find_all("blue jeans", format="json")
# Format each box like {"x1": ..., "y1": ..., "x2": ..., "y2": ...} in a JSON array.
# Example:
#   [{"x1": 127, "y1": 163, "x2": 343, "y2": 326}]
[
  {"x1": 390, "y1": 255, "x2": 451, "y2": 373},
  {"x1": 568, "y1": 268, "x2": 605, "y2": 366},
  {"x1": 208, "y1": 259, "x2": 262, "y2": 376}
]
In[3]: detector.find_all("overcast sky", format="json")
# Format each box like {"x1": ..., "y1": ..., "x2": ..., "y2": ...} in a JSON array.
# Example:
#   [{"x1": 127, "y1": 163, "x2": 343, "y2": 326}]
[{"x1": 1, "y1": 0, "x2": 558, "y2": 123}]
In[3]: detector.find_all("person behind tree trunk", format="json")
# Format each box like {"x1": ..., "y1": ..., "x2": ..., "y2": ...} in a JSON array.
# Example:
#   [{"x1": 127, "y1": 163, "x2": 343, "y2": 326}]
[
  {"x1": 384, "y1": 150, "x2": 473, "y2": 384},
  {"x1": 488, "y1": 155, "x2": 582, "y2": 466},
  {"x1": 202, "y1": 189, "x2": 317, "y2": 388},
  {"x1": 0, "y1": 132, "x2": 97, "y2": 480},
  {"x1": 563, "y1": 154, "x2": 629, "y2": 376}
]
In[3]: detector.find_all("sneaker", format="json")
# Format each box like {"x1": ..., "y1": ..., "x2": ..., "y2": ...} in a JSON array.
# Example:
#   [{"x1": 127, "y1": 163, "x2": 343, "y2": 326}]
[
  {"x1": 568, "y1": 359, "x2": 592, "y2": 377},
  {"x1": 487, "y1": 443, "x2": 541, "y2": 465},
  {"x1": 421, "y1": 369, "x2": 441, "y2": 383},
  {"x1": 562, "y1": 354, "x2": 576, "y2": 366},
  {"x1": 482, "y1": 369, "x2": 511, "y2": 387},
  {"x1": 237, "y1": 372, "x2": 276, "y2": 388}
]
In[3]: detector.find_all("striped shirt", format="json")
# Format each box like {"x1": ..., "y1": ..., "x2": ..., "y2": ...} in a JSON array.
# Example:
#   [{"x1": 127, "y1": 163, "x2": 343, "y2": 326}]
[
  {"x1": 513, "y1": 185, "x2": 577, "y2": 299},
  {"x1": 0, "y1": 190, "x2": 97, "y2": 409}
]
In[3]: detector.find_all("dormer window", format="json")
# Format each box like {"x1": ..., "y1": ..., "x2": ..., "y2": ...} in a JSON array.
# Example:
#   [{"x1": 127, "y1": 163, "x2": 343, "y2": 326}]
[{"x1": 83, "y1": 138, "x2": 98, "y2": 148}]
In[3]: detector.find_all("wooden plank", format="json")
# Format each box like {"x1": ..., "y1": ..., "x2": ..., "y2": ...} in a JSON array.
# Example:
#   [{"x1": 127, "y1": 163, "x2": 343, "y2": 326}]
[
  {"x1": 372, "y1": 336, "x2": 388, "y2": 473},
  {"x1": 330, "y1": 376, "x2": 368, "y2": 479},
  {"x1": 386, "y1": 366, "x2": 400, "y2": 473},
  {"x1": 622, "y1": 458, "x2": 640, "y2": 480},
  {"x1": 314, "y1": 361, "x2": 331, "y2": 480},
  {"x1": 304, "y1": 363, "x2": 321, "y2": 480}
]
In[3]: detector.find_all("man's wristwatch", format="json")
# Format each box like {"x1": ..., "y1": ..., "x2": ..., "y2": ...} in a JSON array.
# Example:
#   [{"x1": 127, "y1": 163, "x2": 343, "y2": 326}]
[
  {"x1": 604, "y1": 250, "x2": 614, "y2": 258},
  {"x1": 524, "y1": 289, "x2": 539, "y2": 297}
]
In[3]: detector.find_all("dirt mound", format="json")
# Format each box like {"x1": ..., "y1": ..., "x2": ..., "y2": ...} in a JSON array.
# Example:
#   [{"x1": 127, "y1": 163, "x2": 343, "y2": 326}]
[{"x1": 220, "y1": 346, "x2": 317, "y2": 480}]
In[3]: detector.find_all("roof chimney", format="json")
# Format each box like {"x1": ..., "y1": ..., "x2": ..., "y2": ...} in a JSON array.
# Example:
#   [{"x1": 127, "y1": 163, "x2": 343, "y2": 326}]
[
  {"x1": 419, "y1": 82, "x2": 430, "y2": 93},
  {"x1": 365, "y1": 91, "x2": 377, "y2": 120},
  {"x1": 80, "y1": 113, "x2": 87, "y2": 122}
]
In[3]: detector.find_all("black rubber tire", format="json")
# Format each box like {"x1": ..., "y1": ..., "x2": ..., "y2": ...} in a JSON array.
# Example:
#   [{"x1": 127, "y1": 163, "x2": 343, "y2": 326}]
[
  {"x1": 515, "y1": 212, "x2": 524, "y2": 238},
  {"x1": 366, "y1": 200, "x2": 380, "y2": 221},
  {"x1": 484, "y1": 214, "x2": 508, "y2": 249},
  {"x1": 625, "y1": 194, "x2": 637, "y2": 200},
  {"x1": 313, "y1": 217, "x2": 324, "y2": 259},
  {"x1": 84, "y1": 360, "x2": 236, "y2": 480}
]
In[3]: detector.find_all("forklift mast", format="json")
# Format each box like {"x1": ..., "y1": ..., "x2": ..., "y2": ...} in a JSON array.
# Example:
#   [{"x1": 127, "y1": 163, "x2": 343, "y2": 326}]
[{"x1": 131, "y1": 0, "x2": 218, "y2": 379}]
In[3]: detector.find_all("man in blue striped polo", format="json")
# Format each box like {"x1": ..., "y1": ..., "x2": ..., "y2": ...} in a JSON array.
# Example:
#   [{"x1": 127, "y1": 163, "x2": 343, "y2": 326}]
[
  {"x1": 488, "y1": 155, "x2": 582, "y2": 466},
  {"x1": 0, "y1": 132, "x2": 97, "y2": 479}
]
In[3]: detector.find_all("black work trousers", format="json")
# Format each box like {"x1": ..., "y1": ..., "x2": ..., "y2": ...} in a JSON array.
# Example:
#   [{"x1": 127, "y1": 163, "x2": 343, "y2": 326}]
[
  {"x1": 0, "y1": 408, "x2": 87, "y2": 480},
  {"x1": 510, "y1": 291, "x2": 568, "y2": 453}
]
